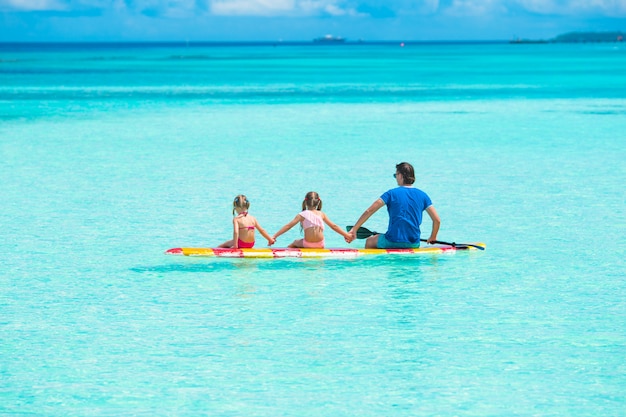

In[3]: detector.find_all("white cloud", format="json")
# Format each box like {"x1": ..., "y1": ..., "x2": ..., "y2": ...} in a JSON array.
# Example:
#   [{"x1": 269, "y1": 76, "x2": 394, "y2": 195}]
[
  {"x1": 515, "y1": 0, "x2": 626, "y2": 15},
  {"x1": 422, "y1": 0, "x2": 440, "y2": 13},
  {"x1": 444, "y1": 0, "x2": 505, "y2": 16},
  {"x1": 0, "y1": 0, "x2": 67, "y2": 10},
  {"x1": 570, "y1": 0, "x2": 626, "y2": 15},
  {"x1": 440, "y1": 0, "x2": 626, "y2": 17},
  {"x1": 323, "y1": 2, "x2": 363, "y2": 15},
  {"x1": 324, "y1": 3, "x2": 347, "y2": 15},
  {"x1": 0, "y1": 0, "x2": 201, "y2": 16},
  {"x1": 210, "y1": 0, "x2": 360, "y2": 16},
  {"x1": 211, "y1": 0, "x2": 296, "y2": 16},
  {"x1": 1, "y1": 0, "x2": 625, "y2": 18}
]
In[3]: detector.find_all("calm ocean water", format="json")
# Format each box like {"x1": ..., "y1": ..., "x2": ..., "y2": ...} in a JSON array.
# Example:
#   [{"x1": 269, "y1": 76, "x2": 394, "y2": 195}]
[{"x1": 1, "y1": 42, "x2": 625, "y2": 416}]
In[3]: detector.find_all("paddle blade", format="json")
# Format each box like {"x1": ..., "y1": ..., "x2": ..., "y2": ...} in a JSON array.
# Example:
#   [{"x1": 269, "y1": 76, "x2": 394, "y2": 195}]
[{"x1": 347, "y1": 226, "x2": 378, "y2": 239}]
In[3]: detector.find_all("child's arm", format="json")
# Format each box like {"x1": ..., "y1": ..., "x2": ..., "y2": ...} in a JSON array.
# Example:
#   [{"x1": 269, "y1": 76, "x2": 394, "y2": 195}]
[
  {"x1": 347, "y1": 198, "x2": 385, "y2": 242},
  {"x1": 322, "y1": 212, "x2": 352, "y2": 241},
  {"x1": 271, "y1": 215, "x2": 302, "y2": 243},
  {"x1": 232, "y1": 217, "x2": 240, "y2": 249},
  {"x1": 254, "y1": 219, "x2": 276, "y2": 246}
]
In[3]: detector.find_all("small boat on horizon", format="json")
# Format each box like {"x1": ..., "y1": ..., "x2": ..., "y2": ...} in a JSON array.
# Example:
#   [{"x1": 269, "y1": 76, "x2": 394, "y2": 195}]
[{"x1": 313, "y1": 35, "x2": 346, "y2": 43}]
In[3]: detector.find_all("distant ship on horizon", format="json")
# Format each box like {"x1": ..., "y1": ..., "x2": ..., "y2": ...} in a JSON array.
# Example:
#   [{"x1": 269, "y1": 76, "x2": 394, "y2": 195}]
[{"x1": 313, "y1": 35, "x2": 346, "y2": 43}]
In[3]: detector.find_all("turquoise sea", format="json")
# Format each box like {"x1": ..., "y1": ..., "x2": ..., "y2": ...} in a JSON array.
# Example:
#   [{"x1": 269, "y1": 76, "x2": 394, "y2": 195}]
[{"x1": 1, "y1": 42, "x2": 625, "y2": 415}]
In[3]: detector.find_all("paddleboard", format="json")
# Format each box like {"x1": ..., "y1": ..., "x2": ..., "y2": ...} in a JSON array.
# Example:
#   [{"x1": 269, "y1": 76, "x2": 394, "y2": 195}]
[{"x1": 165, "y1": 243, "x2": 485, "y2": 258}]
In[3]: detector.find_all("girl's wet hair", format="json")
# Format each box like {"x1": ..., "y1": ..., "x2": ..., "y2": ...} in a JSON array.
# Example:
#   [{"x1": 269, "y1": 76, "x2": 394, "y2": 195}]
[
  {"x1": 302, "y1": 191, "x2": 322, "y2": 210},
  {"x1": 396, "y1": 162, "x2": 415, "y2": 185},
  {"x1": 233, "y1": 194, "x2": 250, "y2": 214}
]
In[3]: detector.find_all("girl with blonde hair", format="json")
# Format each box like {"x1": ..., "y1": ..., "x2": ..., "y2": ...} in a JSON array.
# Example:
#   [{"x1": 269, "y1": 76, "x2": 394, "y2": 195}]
[{"x1": 218, "y1": 194, "x2": 275, "y2": 249}]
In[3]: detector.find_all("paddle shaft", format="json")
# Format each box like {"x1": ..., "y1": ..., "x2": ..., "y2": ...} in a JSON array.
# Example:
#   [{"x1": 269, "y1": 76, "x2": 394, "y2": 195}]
[{"x1": 347, "y1": 226, "x2": 484, "y2": 250}]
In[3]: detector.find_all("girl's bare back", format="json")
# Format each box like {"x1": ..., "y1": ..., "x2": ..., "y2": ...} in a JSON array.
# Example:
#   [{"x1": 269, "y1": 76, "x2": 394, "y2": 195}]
[{"x1": 236, "y1": 214, "x2": 256, "y2": 243}]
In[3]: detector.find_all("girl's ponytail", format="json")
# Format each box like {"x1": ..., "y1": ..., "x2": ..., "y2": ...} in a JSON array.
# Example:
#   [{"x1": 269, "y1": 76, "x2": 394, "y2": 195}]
[
  {"x1": 302, "y1": 191, "x2": 322, "y2": 210},
  {"x1": 232, "y1": 194, "x2": 250, "y2": 215}
]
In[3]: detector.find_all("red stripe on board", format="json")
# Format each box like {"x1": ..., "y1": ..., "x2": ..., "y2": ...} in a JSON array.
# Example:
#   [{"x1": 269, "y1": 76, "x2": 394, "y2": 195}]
[
  {"x1": 212, "y1": 248, "x2": 244, "y2": 258},
  {"x1": 165, "y1": 247, "x2": 183, "y2": 255},
  {"x1": 439, "y1": 246, "x2": 457, "y2": 252},
  {"x1": 384, "y1": 248, "x2": 419, "y2": 254},
  {"x1": 328, "y1": 249, "x2": 361, "y2": 254}
]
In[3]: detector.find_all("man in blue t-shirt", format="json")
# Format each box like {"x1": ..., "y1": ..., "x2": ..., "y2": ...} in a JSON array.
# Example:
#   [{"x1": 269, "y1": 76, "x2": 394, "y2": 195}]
[{"x1": 347, "y1": 162, "x2": 441, "y2": 249}]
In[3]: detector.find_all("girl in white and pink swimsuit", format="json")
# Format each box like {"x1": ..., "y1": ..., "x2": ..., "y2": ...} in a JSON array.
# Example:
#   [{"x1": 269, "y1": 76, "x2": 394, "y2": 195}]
[{"x1": 271, "y1": 191, "x2": 352, "y2": 249}]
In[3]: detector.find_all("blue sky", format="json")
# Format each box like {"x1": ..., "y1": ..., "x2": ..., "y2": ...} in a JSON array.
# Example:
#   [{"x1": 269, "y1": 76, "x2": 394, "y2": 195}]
[{"x1": 1, "y1": 0, "x2": 625, "y2": 41}]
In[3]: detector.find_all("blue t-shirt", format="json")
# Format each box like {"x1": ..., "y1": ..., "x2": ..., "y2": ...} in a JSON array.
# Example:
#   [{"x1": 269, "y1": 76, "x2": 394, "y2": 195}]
[{"x1": 380, "y1": 186, "x2": 433, "y2": 243}]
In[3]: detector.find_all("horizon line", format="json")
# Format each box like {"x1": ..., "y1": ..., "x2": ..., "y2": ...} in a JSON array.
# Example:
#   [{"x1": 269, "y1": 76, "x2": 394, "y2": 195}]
[{"x1": 0, "y1": 39, "x2": 517, "y2": 46}]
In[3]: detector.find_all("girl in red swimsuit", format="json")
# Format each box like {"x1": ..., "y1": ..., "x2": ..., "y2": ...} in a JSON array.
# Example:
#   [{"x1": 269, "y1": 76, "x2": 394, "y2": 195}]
[
  {"x1": 270, "y1": 191, "x2": 352, "y2": 248},
  {"x1": 218, "y1": 194, "x2": 275, "y2": 249}
]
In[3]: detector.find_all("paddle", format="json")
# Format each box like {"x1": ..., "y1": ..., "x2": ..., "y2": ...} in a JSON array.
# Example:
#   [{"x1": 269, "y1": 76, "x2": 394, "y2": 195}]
[{"x1": 346, "y1": 226, "x2": 485, "y2": 250}]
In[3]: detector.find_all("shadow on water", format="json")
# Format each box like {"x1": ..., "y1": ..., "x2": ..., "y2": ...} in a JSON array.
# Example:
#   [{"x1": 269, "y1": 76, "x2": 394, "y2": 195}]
[
  {"x1": 128, "y1": 259, "x2": 297, "y2": 275},
  {"x1": 129, "y1": 253, "x2": 459, "y2": 275},
  {"x1": 130, "y1": 260, "x2": 248, "y2": 274}
]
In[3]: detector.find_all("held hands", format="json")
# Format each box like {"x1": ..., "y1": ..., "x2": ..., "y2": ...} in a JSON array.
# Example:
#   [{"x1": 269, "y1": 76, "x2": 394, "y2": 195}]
[
  {"x1": 267, "y1": 236, "x2": 276, "y2": 246},
  {"x1": 345, "y1": 230, "x2": 356, "y2": 244}
]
